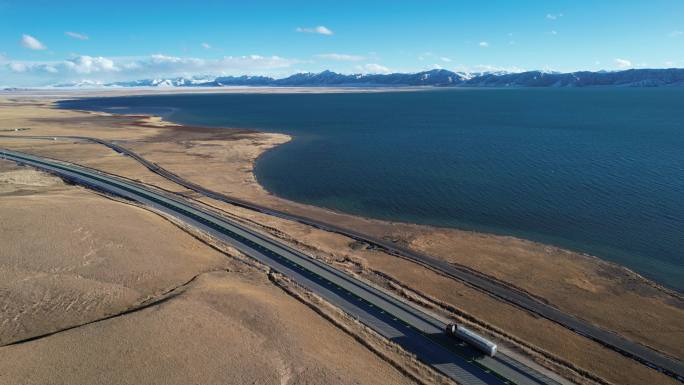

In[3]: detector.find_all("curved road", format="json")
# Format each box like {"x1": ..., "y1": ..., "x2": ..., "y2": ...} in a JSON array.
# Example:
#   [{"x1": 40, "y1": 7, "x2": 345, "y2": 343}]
[
  {"x1": 4, "y1": 134, "x2": 679, "y2": 382},
  {"x1": 1, "y1": 148, "x2": 563, "y2": 385}
]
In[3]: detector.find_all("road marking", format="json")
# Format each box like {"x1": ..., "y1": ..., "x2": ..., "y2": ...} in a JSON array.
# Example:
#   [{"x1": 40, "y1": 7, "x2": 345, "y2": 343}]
[{"x1": 2, "y1": 150, "x2": 565, "y2": 385}]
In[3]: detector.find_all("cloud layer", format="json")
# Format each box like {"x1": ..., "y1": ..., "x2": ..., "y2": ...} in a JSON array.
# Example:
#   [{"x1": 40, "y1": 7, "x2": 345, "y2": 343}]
[
  {"x1": 614, "y1": 58, "x2": 632, "y2": 69},
  {"x1": 2, "y1": 54, "x2": 300, "y2": 85}
]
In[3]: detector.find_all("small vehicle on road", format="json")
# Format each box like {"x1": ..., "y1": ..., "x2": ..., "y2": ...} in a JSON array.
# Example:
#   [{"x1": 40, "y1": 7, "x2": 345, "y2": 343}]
[{"x1": 445, "y1": 323, "x2": 497, "y2": 357}]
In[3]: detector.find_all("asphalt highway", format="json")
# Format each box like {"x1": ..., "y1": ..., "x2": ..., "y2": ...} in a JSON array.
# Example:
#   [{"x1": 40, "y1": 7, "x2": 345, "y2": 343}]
[{"x1": 0, "y1": 148, "x2": 563, "y2": 385}]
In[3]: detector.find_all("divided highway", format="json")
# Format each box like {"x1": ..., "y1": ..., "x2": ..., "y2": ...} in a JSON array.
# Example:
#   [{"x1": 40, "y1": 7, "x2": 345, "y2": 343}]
[
  {"x1": 0, "y1": 148, "x2": 562, "y2": 385},
  {"x1": 7, "y1": 134, "x2": 680, "y2": 382}
]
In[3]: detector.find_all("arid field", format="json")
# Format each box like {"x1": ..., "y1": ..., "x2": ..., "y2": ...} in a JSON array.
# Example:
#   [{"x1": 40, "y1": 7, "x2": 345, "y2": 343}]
[{"x1": 0, "y1": 162, "x2": 433, "y2": 385}]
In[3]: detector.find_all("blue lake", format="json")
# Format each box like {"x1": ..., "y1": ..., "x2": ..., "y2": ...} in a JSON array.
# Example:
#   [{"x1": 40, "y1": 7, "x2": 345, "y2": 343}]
[{"x1": 59, "y1": 88, "x2": 684, "y2": 291}]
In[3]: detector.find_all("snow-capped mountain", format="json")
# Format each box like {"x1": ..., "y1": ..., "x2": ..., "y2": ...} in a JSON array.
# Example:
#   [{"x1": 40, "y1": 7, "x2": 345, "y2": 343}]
[
  {"x1": 53, "y1": 76, "x2": 217, "y2": 88},
  {"x1": 461, "y1": 68, "x2": 684, "y2": 87},
  {"x1": 48, "y1": 68, "x2": 684, "y2": 89},
  {"x1": 108, "y1": 76, "x2": 217, "y2": 87}
]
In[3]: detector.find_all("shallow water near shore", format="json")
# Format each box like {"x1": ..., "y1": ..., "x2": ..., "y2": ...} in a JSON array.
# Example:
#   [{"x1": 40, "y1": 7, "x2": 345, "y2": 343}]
[{"x1": 59, "y1": 88, "x2": 684, "y2": 291}]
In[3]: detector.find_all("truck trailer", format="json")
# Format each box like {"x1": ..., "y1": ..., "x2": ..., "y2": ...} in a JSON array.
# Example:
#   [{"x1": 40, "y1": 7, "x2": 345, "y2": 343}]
[{"x1": 445, "y1": 323, "x2": 497, "y2": 357}]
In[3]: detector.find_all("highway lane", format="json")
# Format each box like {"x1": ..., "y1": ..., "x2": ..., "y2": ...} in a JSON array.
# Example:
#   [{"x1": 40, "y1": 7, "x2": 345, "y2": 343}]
[
  {"x1": 0, "y1": 148, "x2": 562, "y2": 385},
  {"x1": 7, "y1": 134, "x2": 679, "y2": 381}
]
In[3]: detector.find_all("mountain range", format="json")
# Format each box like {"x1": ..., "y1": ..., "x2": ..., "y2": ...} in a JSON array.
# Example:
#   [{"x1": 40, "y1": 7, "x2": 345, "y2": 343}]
[{"x1": 51, "y1": 68, "x2": 684, "y2": 88}]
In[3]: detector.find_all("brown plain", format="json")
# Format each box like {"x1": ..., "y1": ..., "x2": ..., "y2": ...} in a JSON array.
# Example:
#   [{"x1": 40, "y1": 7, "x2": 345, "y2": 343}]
[{"x1": 0, "y1": 162, "x2": 417, "y2": 385}]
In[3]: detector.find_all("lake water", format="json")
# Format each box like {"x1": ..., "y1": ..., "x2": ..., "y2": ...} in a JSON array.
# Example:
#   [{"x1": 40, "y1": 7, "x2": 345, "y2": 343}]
[{"x1": 59, "y1": 88, "x2": 684, "y2": 291}]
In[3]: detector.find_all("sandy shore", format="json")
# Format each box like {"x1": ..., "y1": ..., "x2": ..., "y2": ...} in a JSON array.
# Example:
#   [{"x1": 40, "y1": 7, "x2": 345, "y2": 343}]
[{"x1": 1, "y1": 94, "x2": 682, "y2": 385}]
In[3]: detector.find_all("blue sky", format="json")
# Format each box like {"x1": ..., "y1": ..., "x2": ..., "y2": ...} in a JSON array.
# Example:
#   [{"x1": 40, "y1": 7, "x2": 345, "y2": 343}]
[{"x1": 1, "y1": 0, "x2": 683, "y2": 86}]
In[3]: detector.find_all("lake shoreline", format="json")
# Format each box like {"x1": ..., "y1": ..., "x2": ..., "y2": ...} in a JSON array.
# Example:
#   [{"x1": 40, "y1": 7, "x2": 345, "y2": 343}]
[
  {"x1": 55, "y1": 88, "x2": 684, "y2": 293},
  {"x1": 82, "y1": 106, "x2": 683, "y2": 294},
  {"x1": 58, "y1": 96, "x2": 682, "y2": 298},
  {"x1": 3, "y1": 95, "x2": 683, "y2": 383}
]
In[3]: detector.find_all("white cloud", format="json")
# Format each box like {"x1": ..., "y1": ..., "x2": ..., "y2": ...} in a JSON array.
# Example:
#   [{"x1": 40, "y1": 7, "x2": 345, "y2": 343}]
[
  {"x1": 9, "y1": 62, "x2": 27, "y2": 72},
  {"x1": 440, "y1": 57, "x2": 452, "y2": 62},
  {"x1": 315, "y1": 53, "x2": 364, "y2": 61},
  {"x1": 296, "y1": 26, "x2": 333, "y2": 35},
  {"x1": 3, "y1": 54, "x2": 301, "y2": 85},
  {"x1": 20, "y1": 34, "x2": 46, "y2": 50},
  {"x1": 664, "y1": 61, "x2": 675, "y2": 67},
  {"x1": 669, "y1": 30, "x2": 684, "y2": 38},
  {"x1": 201, "y1": 42, "x2": 211, "y2": 49},
  {"x1": 479, "y1": 41, "x2": 489, "y2": 48},
  {"x1": 5, "y1": 56, "x2": 117, "y2": 75},
  {"x1": 137, "y1": 54, "x2": 299, "y2": 74},
  {"x1": 453, "y1": 64, "x2": 526, "y2": 74},
  {"x1": 549, "y1": 30, "x2": 558, "y2": 35},
  {"x1": 66, "y1": 56, "x2": 118, "y2": 73},
  {"x1": 546, "y1": 13, "x2": 563, "y2": 20},
  {"x1": 614, "y1": 58, "x2": 632, "y2": 69},
  {"x1": 355, "y1": 63, "x2": 391, "y2": 74},
  {"x1": 65, "y1": 31, "x2": 88, "y2": 40}
]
